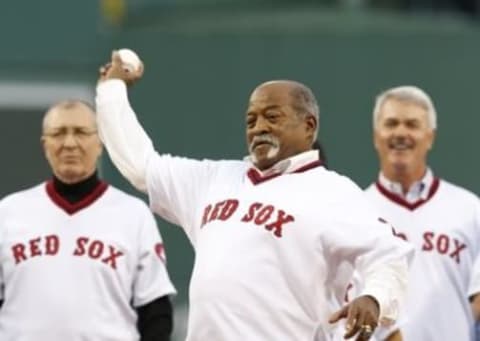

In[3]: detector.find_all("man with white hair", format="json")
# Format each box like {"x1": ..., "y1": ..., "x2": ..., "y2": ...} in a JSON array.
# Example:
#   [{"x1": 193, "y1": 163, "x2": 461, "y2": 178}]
[{"x1": 364, "y1": 85, "x2": 480, "y2": 340}]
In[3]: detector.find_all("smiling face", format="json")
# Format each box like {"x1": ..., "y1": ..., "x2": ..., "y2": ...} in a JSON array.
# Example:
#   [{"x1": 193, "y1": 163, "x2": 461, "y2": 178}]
[
  {"x1": 374, "y1": 97, "x2": 435, "y2": 185},
  {"x1": 245, "y1": 82, "x2": 317, "y2": 170},
  {"x1": 41, "y1": 101, "x2": 102, "y2": 184}
]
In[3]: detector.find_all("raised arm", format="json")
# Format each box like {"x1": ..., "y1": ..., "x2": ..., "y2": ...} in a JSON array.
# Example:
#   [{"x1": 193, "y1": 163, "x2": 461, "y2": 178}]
[{"x1": 96, "y1": 52, "x2": 152, "y2": 192}]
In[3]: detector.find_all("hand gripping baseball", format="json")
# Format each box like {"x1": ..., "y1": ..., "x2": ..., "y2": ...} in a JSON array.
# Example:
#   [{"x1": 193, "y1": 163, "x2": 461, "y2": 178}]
[{"x1": 98, "y1": 49, "x2": 144, "y2": 86}]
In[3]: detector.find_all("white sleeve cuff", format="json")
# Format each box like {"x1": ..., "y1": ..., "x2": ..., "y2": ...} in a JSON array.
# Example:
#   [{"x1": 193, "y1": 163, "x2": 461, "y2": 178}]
[{"x1": 359, "y1": 259, "x2": 408, "y2": 323}]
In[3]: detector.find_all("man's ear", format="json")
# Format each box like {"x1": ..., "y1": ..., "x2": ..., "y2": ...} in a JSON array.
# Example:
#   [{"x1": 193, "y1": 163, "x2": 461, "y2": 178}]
[{"x1": 305, "y1": 115, "x2": 317, "y2": 140}]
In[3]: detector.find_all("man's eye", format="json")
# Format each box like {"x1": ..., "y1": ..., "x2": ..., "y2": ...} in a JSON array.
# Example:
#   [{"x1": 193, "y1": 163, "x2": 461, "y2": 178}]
[
  {"x1": 266, "y1": 113, "x2": 278, "y2": 120},
  {"x1": 51, "y1": 131, "x2": 65, "y2": 137}
]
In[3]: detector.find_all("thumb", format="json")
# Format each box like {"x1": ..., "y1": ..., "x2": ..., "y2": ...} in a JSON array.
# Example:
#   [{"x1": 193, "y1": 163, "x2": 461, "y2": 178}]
[{"x1": 328, "y1": 305, "x2": 348, "y2": 324}]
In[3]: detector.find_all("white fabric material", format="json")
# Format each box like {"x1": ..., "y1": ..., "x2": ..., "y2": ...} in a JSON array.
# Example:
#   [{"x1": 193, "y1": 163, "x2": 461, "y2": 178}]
[
  {"x1": 95, "y1": 79, "x2": 413, "y2": 341},
  {"x1": 0, "y1": 184, "x2": 176, "y2": 341},
  {"x1": 96, "y1": 80, "x2": 153, "y2": 192},
  {"x1": 366, "y1": 178, "x2": 480, "y2": 341}
]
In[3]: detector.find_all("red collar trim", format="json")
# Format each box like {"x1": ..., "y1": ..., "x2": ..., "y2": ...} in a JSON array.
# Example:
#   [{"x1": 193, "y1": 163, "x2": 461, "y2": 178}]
[
  {"x1": 247, "y1": 160, "x2": 323, "y2": 185},
  {"x1": 375, "y1": 177, "x2": 440, "y2": 211},
  {"x1": 45, "y1": 180, "x2": 109, "y2": 215}
]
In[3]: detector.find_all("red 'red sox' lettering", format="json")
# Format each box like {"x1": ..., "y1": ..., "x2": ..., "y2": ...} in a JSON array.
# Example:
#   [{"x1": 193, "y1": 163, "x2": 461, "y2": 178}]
[
  {"x1": 422, "y1": 231, "x2": 467, "y2": 264},
  {"x1": 201, "y1": 199, "x2": 295, "y2": 238},
  {"x1": 201, "y1": 199, "x2": 239, "y2": 227},
  {"x1": 11, "y1": 235, "x2": 60, "y2": 264},
  {"x1": 241, "y1": 202, "x2": 294, "y2": 238},
  {"x1": 73, "y1": 237, "x2": 124, "y2": 269},
  {"x1": 11, "y1": 235, "x2": 124, "y2": 269}
]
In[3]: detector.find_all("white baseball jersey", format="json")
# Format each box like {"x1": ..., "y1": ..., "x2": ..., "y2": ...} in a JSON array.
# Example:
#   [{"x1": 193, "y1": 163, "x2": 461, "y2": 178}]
[
  {"x1": 145, "y1": 153, "x2": 413, "y2": 341},
  {"x1": 0, "y1": 181, "x2": 176, "y2": 341},
  {"x1": 365, "y1": 171, "x2": 480, "y2": 341},
  {"x1": 96, "y1": 79, "x2": 413, "y2": 341}
]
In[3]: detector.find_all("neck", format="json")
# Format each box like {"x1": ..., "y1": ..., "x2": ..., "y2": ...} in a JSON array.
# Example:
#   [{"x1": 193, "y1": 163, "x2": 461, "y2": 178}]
[
  {"x1": 52, "y1": 171, "x2": 100, "y2": 204},
  {"x1": 382, "y1": 164, "x2": 427, "y2": 194}
]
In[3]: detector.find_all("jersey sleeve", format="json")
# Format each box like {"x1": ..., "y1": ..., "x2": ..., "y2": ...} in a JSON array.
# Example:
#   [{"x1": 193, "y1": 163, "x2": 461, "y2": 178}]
[
  {"x1": 132, "y1": 204, "x2": 176, "y2": 308},
  {"x1": 468, "y1": 200, "x2": 480, "y2": 298},
  {"x1": 345, "y1": 271, "x2": 404, "y2": 340},
  {"x1": 323, "y1": 183, "x2": 414, "y2": 323},
  {"x1": 145, "y1": 153, "x2": 218, "y2": 240}
]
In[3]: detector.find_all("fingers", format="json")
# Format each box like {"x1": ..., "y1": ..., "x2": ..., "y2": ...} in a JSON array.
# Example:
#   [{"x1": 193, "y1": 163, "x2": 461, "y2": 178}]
[
  {"x1": 98, "y1": 50, "x2": 143, "y2": 86},
  {"x1": 355, "y1": 324, "x2": 374, "y2": 341},
  {"x1": 339, "y1": 297, "x2": 378, "y2": 340},
  {"x1": 328, "y1": 305, "x2": 348, "y2": 324},
  {"x1": 344, "y1": 305, "x2": 361, "y2": 339},
  {"x1": 99, "y1": 63, "x2": 112, "y2": 76}
]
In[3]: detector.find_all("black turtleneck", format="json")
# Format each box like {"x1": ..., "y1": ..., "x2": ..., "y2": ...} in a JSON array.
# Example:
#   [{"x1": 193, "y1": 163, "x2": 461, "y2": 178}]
[
  {"x1": 52, "y1": 171, "x2": 100, "y2": 204},
  {"x1": 0, "y1": 171, "x2": 173, "y2": 341}
]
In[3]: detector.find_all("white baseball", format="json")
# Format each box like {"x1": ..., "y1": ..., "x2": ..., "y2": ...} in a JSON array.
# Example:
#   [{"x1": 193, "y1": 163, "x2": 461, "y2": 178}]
[{"x1": 117, "y1": 48, "x2": 142, "y2": 73}]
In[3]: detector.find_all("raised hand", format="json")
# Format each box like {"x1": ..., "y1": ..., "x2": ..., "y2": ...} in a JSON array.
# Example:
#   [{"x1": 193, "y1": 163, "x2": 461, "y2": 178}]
[{"x1": 98, "y1": 50, "x2": 144, "y2": 86}]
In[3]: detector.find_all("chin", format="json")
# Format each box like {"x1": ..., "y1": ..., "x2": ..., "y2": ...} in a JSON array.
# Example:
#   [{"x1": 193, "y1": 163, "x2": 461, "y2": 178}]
[
  {"x1": 57, "y1": 169, "x2": 85, "y2": 183},
  {"x1": 255, "y1": 158, "x2": 278, "y2": 171}
]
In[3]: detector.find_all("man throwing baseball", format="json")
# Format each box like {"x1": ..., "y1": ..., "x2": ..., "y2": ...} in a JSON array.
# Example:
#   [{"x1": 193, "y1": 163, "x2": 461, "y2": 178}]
[{"x1": 96, "y1": 51, "x2": 413, "y2": 341}]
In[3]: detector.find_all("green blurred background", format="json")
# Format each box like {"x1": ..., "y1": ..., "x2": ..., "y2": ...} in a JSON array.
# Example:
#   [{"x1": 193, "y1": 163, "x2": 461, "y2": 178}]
[{"x1": 0, "y1": 1, "x2": 479, "y2": 339}]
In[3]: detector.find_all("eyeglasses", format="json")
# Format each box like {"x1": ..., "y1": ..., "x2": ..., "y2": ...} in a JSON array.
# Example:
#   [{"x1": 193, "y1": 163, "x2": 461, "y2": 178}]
[{"x1": 43, "y1": 127, "x2": 98, "y2": 141}]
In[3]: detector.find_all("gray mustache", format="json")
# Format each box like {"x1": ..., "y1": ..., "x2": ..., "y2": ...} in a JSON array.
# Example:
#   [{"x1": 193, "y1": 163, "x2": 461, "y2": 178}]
[{"x1": 249, "y1": 135, "x2": 279, "y2": 151}]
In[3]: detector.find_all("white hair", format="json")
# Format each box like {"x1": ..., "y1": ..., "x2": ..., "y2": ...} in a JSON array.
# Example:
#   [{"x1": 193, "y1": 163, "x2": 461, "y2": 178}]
[{"x1": 373, "y1": 86, "x2": 437, "y2": 130}]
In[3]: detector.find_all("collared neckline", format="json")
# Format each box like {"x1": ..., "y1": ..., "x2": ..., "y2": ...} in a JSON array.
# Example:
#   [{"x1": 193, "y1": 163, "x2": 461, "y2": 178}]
[
  {"x1": 45, "y1": 177, "x2": 109, "y2": 215},
  {"x1": 245, "y1": 150, "x2": 323, "y2": 185},
  {"x1": 375, "y1": 168, "x2": 440, "y2": 210}
]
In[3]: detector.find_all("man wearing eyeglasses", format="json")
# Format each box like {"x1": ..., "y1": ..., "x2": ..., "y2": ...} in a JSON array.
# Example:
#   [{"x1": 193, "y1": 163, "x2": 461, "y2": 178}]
[{"x1": 0, "y1": 100, "x2": 176, "y2": 341}]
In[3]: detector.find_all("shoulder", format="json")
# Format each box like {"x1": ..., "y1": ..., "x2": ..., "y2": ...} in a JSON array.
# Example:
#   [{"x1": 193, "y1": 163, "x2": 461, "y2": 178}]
[
  {"x1": 364, "y1": 183, "x2": 380, "y2": 198},
  {"x1": 104, "y1": 185, "x2": 152, "y2": 214},
  {"x1": 0, "y1": 183, "x2": 46, "y2": 208},
  {"x1": 439, "y1": 179, "x2": 479, "y2": 201},
  {"x1": 308, "y1": 168, "x2": 368, "y2": 203}
]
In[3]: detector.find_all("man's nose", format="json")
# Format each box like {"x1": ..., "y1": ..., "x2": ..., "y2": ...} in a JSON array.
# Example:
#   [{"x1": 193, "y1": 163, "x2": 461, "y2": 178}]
[
  {"x1": 392, "y1": 124, "x2": 408, "y2": 136},
  {"x1": 250, "y1": 116, "x2": 270, "y2": 135},
  {"x1": 62, "y1": 133, "x2": 79, "y2": 147}
]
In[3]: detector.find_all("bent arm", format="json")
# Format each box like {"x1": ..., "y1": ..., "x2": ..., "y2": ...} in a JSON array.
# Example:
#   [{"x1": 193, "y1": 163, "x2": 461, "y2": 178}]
[
  {"x1": 359, "y1": 257, "x2": 409, "y2": 324},
  {"x1": 96, "y1": 80, "x2": 154, "y2": 192}
]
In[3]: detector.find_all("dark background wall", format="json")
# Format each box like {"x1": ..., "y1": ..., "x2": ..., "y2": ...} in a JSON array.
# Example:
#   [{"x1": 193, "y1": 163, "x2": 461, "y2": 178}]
[{"x1": 1, "y1": 2, "x2": 479, "y2": 339}]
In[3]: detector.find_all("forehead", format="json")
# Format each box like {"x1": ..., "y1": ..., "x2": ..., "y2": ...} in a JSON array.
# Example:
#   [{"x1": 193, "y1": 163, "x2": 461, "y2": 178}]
[
  {"x1": 247, "y1": 84, "x2": 292, "y2": 111},
  {"x1": 44, "y1": 105, "x2": 96, "y2": 129},
  {"x1": 378, "y1": 97, "x2": 429, "y2": 122}
]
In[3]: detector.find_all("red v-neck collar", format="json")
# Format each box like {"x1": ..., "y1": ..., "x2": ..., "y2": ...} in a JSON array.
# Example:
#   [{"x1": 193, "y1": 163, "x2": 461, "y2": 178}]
[
  {"x1": 375, "y1": 177, "x2": 440, "y2": 211},
  {"x1": 247, "y1": 160, "x2": 323, "y2": 185},
  {"x1": 45, "y1": 180, "x2": 109, "y2": 215}
]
